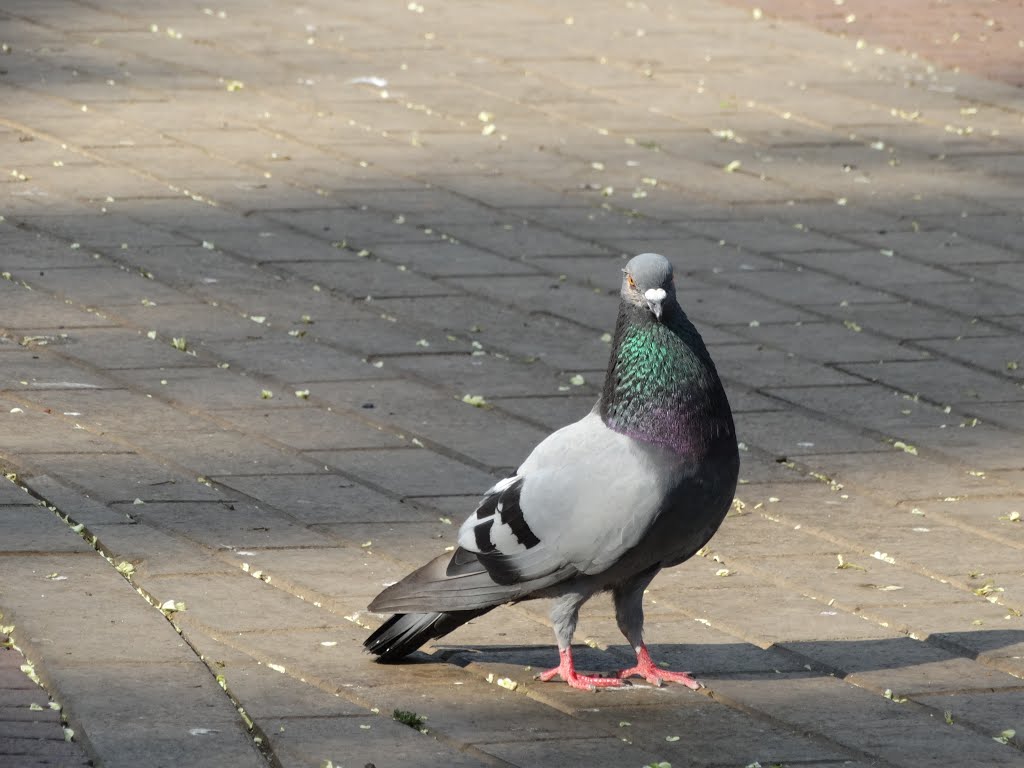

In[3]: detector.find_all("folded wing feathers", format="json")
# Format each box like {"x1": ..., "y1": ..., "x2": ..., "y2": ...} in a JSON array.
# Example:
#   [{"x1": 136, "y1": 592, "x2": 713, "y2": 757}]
[
  {"x1": 368, "y1": 549, "x2": 573, "y2": 613},
  {"x1": 458, "y1": 475, "x2": 540, "y2": 556}
]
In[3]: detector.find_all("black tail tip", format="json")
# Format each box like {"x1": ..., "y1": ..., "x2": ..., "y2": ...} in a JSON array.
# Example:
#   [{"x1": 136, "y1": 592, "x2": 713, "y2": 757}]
[
  {"x1": 364, "y1": 609, "x2": 490, "y2": 662},
  {"x1": 363, "y1": 613, "x2": 436, "y2": 662}
]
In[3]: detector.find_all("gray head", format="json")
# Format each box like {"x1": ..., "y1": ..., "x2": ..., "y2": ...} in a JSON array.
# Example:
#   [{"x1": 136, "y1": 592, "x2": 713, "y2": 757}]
[{"x1": 621, "y1": 252, "x2": 675, "y2": 320}]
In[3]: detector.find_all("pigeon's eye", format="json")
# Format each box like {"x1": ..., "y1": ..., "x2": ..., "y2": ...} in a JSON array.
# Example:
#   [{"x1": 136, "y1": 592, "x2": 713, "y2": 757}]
[{"x1": 626, "y1": 273, "x2": 637, "y2": 290}]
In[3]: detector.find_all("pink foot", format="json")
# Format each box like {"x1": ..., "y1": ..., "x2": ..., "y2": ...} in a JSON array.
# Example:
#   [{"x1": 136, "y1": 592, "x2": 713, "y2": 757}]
[
  {"x1": 616, "y1": 644, "x2": 702, "y2": 689},
  {"x1": 537, "y1": 648, "x2": 625, "y2": 691}
]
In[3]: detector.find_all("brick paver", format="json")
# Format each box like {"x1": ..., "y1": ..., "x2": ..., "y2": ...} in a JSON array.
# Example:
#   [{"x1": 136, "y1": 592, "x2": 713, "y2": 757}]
[{"x1": 2, "y1": 1, "x2": 1023, "y2": 766}]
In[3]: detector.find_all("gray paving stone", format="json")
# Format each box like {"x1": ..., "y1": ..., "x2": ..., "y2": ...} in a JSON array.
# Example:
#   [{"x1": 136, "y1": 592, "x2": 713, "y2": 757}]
[
  {"x1": 721, "y1": 266, "x2": 898, "y2": 306},
  {"x1": 489, "y1": 394, "x2": 603, "y2": 430},
  {"x1": 9, "y1": 453, "x2": 226, "y2": 504},
  {"x1": 199, "y1": 622, "x2": 436, "y2": 690},
  {"x1": 310, "y1": 316, "x2": 476, "y2": 357},
  {"x1": 210, "y1": 473, "x2": 423, "y2": 524},
  {"x1": 989, "y1": 314, "x2": 1024, "y2": 334},
  {"x1": 680, "y1": 216, "x2": 865, "y2": 254},
  {"x1": 442, "y1": 273, "x2": 617, "y2": 330},
  {"x1": 895, "y1": 280, "x2": 1024, "y2": 325},
  {"x1": 313, "y1": 448, "x2": 498, "y2": 497},
  {"x1": 0, "y1": 506, "x2": 95, "y2": 554},
  {"x1": 310, "y1": 519, "x2": 459, "y2": 567},
  {"x1": 684, "y1": 284, "x2": 815, "y2": 327},
  {"x1": 306, "y1": 378, "x2": 551, "y2": 469},
  {"x1": 369, "y1": 293, "x2": 616, "y2": 370},
  {"x1": 925, "y1": 213, "x2": 1024, "y2": 254},
  {"x1": 145, "y1": 571, "x2": 350, "y2": 634},
  {"x1": 0, "y1": 478, "x2": 32, "y2": 506},
  {"x1": 732, "y1": 452, "x2": 819, "y2": 486},
  {"x1": 763, "y1": 383, "x2": 959, "y2": 434},
  {"x1": 117, "y1": 423, "x2": 321, "y2": 477},
  {"x1": 204, "y1": 336, "x2": 411, "y2": 383},
  {"x1": 7, "y1": 387, "x2": 174, "y2": 433},
  {"x1": 861, "y1": 519, "x2": 1024, "y2": 581},
  {"x1": 688, "y1": 584, "x2": 903, "y2": 646},
  {"x1": 122, "y1": 500, "x2": 329, "y2": 550},
  {"x1": 708, "y1": 674, "x2": 1024, "y2": 768},
  {"x1": 179, "y1": 227, "x2": 353, "y2": 265},
  {"x1": 371, "y1": 240, "x2": 539, "y2": 277},
  {"x1": 812, "y1": 301, "x2": 1010, "y2": 342},
  {"x1": 108, "y1": 367, "x2": 297, "y2": 410},
  {"x1": 0, "y1": 284, "x2": 120, "y2": 331},
  {"x1": 0, "y1": 234, "x2": 117, "y2": 272},
  {"x1": 42, "y1": 662, "x2": 265, "y2": 768},
  {"x1": 372, "y1": 678, "x2": 600, "y2": 745},
  {"x1": 913, "y1": 690, "x2": 1024, "y2": 742},
  {"x1": 782, "y1": 636, "x2": 1024, "y2": 695},
  {"x1": 846, "y1": 229, "x2": 1020, "y2": 266},
  {"x1": 220, "y1": 661, "x2": 367, "y2": 720},
  {"x1": 0, "y1": 351, "x2": 108, "y2": 394},
  {"x1": 782, "y1": 248, "x2": 968, "y2": 287},
  {"x1": 839, "y1": 359, "x2": 1024, "y2": 406},
  {"x1": 263, "y1": 713, "x2": 492, "y2": 768},
  {"x1": 715, "y1": 344, "x2": 864, "y2": 389},
  {"x1": 476, "y1": 735, "x2": 666, "y2": 768},
  {"x1": 114, "y1": 246, "x2": 306, "y2": 302},
  {"x1": 578, "y1": 692, "x2": 855, "y2": 766},
  {"x1": 739, "y1": 409, "x2": 886, "y2": 457},
  {"x1": 436, "y1": 221, "x2": 612, "y2": 260},
  {"x1": 381, "y1": 352, "x2": 598, "y2": 399},
  {"x1": 962, "y1": 401, "x2": 1024, "y2": 432},
  {"x1": 889, "y1": 421, "x2": 1024, "y2": 470},
  {"x1": 259, "y1": 207, "x2": 424, "y2": 249},
  {"x1": 219, "y1": 543, "x2": 413, "y2": 607},
  {"x1": 279, "y1": 259, "x2": 457, "y2": 303},
  {"x1": 915, "y1": 335, "x2": 1024, "y2": 382},
  {"x1": 43, "y1": 328, "x2": 216, "y2": 371},
  {"x1": 212, "y1": 407, "x2": 408, "y2": 451},
  {"x1": 8, "y1": 212, "x2": 189, "y2": 249},
  {"x1": 897, "y1": 496, "x2": 1024, "y2": 540},
  {"x1": 0, "y1": 556, "x2": 189, "y2": 666},
  {"x1": 736, "y1": 320, "x2": 931, "y2": 364},
  {"x1": 87, "y1": 522, "x2": 236, "y2": 578},
  {"x1": 0, "y1": 401, "x2": 129, "y2": 455}
]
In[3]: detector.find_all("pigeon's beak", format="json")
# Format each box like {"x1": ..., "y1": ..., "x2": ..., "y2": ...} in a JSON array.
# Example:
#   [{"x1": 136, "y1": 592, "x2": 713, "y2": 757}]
[{"x1": 644, "y1": 287, "x2": 666, "y2": 321}]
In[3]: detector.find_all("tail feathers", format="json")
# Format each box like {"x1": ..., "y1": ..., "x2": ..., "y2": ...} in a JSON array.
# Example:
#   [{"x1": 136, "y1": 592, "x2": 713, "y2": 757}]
[
  {"x1": 368, "y1": 549, "x2": 574, "y2": 614},
  {"x1": 364, "y1": 609, "x2": 491, "y2": 662}
]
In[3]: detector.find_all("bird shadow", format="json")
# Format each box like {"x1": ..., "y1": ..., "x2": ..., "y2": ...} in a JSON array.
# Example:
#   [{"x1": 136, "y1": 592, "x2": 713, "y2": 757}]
[{"x1": 423, "y1": 628, "x2": 1024, "y2": 682}]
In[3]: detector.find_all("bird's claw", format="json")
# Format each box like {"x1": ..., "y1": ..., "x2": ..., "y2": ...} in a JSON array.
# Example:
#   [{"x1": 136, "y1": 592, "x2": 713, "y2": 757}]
[
  {"x1": 537, "y1": 648, "x2": 627, "y2": 690},
  {"x1": 616, "y1": 664, "x2": 702, "y2": 690},
  {"x1": 535, "y1": 668, "x2": 626, "y2": 690},
  {"x1": 616, "y1": 645, "x2": 703, "y2": 689}
]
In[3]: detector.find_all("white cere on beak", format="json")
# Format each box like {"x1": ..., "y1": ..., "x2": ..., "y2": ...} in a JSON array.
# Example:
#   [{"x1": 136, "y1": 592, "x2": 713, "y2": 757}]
[{"x1": 644, "y1": 286, "x2": 667, "y2": 320}]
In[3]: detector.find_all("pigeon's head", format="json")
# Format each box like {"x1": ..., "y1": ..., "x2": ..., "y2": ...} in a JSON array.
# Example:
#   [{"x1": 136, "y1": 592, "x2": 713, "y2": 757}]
[{"x1": 621, "y1": 252, "x2": 675, "y2": 321}]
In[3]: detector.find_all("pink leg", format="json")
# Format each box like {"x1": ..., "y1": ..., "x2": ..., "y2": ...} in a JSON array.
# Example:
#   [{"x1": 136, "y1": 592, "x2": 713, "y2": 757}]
[
  {"x1": 537, "y1": 648, "x2": 626, "y2": 691},
  {"x1": 616, "y1": 644, "x2": 702, "y2": 689}
]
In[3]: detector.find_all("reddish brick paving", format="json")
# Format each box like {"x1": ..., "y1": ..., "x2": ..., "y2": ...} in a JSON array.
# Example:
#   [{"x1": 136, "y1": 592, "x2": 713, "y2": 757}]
[{"x1": 724, "y1": 0, "x2": 1024, "y2": 86}]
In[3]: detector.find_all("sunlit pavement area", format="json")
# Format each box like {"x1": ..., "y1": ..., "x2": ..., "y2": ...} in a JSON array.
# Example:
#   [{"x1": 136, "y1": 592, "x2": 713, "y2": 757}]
[{"x1": 2, "y1": 1, "x2": 1023, "y2": 766}]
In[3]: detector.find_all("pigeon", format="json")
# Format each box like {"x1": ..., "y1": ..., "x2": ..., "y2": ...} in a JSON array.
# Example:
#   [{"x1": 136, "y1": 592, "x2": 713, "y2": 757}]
[{"x1": 364, "y1": 252, "x2": 739, "y2": 690}]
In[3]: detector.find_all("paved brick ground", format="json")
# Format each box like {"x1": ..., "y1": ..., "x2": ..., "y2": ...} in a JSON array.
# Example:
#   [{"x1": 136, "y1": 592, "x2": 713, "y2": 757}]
[
  {"x1": 1, "y1": 1, "x2": 1023, "y2": 766},
  {"x1": 723, "y1": 0, "x2": 1024, "y2": 87}
]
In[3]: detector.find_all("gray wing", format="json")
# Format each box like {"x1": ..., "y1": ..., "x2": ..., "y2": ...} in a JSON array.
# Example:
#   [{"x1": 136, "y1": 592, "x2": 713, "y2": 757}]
[
  {"x1": 457, "y1": 409, "x2": 683, "y2": 582},
  {"x1": 369, "y1": 410, "x2": 683, "y2": 615}
]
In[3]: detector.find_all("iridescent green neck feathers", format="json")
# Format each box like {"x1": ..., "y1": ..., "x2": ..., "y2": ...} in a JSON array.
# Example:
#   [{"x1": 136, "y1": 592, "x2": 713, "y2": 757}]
[{"x1": 599, "y1": 303, "x2": 734, "y2": 456}]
